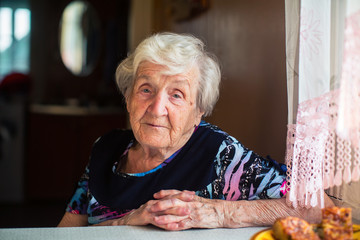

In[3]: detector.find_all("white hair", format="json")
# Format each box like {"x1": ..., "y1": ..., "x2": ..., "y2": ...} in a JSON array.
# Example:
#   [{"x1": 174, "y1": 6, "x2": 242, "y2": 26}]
[{"x1": 115, "y1": 32, "x2": 221, "y2": 117}]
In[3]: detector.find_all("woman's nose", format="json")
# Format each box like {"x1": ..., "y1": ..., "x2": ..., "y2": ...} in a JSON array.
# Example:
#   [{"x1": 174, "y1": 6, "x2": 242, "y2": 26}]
[{"x1": 147, "y1": 92, "x2": 168, "y2": 116}]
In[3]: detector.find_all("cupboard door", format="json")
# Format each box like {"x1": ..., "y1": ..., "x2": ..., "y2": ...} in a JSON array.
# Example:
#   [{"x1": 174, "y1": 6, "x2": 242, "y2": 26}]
[{"x1": 26, "y1": 112, "x2": 126, "y2": 201}]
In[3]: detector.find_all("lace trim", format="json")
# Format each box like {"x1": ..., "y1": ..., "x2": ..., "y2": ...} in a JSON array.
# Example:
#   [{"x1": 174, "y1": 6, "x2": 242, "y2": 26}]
[{"x1": 286, "y1": 89, "x2": 360, "y2": 208}]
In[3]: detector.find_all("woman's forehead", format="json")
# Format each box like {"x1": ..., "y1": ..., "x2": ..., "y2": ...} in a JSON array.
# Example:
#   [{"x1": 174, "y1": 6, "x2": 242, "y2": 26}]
[
  {"x1": 136, "y1": 61, "x2": 168, "y2": 74},
  {"x1": 136, "y1": 61, "x2": 200, "y2": 82}
]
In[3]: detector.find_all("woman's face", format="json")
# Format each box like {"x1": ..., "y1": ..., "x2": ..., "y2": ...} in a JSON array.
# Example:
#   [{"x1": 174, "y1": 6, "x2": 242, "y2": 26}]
[{"x1": 126, "y1": 61, "x2": 204, "y2": 153}]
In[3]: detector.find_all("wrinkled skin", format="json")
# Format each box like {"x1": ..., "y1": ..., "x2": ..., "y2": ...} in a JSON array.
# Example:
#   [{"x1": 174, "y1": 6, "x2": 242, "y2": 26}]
[
  {"x1": 94, "y1": 190, "x2": 224, "y2": 230},
  {"x1": 93, "y1": 189, "x2": 334, "y2": 231}
]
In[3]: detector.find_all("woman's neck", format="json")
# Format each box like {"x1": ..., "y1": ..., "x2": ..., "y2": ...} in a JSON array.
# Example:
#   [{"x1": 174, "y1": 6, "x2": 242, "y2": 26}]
[{"x1": 121, "y1": 142, "x2": 176, "y2": 174}]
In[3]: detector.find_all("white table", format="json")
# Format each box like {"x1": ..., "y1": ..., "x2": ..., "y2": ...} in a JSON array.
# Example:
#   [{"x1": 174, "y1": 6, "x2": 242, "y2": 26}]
[{"x1": 0, "y1": 225, "x2": 267, "y2": 240}]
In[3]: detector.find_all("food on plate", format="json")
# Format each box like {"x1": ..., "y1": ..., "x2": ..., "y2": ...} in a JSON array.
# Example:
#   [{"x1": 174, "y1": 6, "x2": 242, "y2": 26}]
[
  {"x1": 272, "y1": 206, "x2": 354, "y2": 240},
  {"x1": 272, "y1": 216, "x2": 320, "y2": 240},
  {"x1": 321, "y1": 206, "x2": 353, "y2": 240}
]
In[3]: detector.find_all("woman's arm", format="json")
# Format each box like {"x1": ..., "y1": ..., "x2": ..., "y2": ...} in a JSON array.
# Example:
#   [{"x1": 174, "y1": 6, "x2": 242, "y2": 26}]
[
  {"x1": 149, "y1": 190, "x2": 334, "y2": 230},
  {"x1": 222, "y1": 194, "x2": 334, "y2": 227},
  {"x1": 92, "y1": 191, "x2": 195, "y2": 228},
  {"x1": 72, "y1": 189, "x2": 333, "y2": 230},
  {"x1": 58, "y1": 212, "x2": 88, "y2": 227},
  {"x1": 58, "y1": 165, "x2": 90, "y2": 227}
]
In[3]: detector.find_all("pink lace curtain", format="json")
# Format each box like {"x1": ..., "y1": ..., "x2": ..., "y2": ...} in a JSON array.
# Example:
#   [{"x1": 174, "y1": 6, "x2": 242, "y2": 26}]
[{"x1": 285, "y1": 0, "x2": 360, "y2": 214}]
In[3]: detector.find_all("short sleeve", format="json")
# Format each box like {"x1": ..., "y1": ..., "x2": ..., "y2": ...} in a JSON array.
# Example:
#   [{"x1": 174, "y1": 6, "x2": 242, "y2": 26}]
[
  {"x1": 198, "y1": 135, "x2": 287, "y2": 200},
  {"x1": 65, "y1": 166, "x2": 90, "y2": 214},
  {"x1": 220, "y1": 137, "x2": 286, "y2": 200}
]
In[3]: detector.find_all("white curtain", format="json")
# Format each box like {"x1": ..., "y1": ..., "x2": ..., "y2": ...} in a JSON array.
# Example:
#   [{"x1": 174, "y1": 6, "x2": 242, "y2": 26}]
[{"x1": 285, "y1": 0, "x2": 360, "y2": 223}]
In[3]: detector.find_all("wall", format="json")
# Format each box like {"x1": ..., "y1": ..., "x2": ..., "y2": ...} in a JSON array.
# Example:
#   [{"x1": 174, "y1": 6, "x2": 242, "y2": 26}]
[
  {"x1": 152, "y1": 0, "x2": 288, "y2": 162},
  {"x1": 29, "y1": 0, "x2": 287, "y2": 162},
  {"x1": 0, "y1": 97, "x2": 26, "y2": 202},
  {"x1": 30, "y1": 0, "x2": 129, "y2": 105},
  {"x1": 23, "y1": 0, "x2": 130, "y2": 202}
]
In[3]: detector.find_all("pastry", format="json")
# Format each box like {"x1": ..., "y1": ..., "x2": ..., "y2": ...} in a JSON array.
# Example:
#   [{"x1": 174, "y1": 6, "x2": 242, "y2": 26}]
[
  {"x1": 272, "y1": 216, "x2": 320, "y2": 240},
  {"x1": 321, "y1": 206, "x2": 353, "y2": 240}
]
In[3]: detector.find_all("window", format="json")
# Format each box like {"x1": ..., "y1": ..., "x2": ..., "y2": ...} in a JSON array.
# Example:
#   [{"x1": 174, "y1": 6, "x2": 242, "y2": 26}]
[{"x1": 0, "y1": 6, "x2": 31, "y2": 82}]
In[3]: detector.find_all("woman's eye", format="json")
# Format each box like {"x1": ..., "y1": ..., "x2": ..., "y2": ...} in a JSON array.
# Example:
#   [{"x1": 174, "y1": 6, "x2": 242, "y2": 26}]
[
  {"x1": 141, "y1": 88, "x2": 151, "y2": 93},
  {"x1": 172, "y1": 92, "x2": 184, "y2": 99},
  {"x1": 173, "y1": 93, "x2": 181, "y2": 99}
]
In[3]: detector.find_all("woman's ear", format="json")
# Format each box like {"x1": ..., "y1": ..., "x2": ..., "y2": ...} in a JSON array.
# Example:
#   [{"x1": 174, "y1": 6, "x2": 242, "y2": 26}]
[
  {"x1": 125, "y1": 94, "x2": 131, "y2": 113},
  {"x1": 195, "y1": 109, "x2": 205, "y2": 126},
  {"x1": 124, "y1": 83, "x2": 135, "y2": 113}
]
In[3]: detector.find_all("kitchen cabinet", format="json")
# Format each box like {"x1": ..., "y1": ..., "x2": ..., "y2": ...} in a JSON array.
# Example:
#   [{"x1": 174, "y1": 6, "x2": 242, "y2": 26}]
[{"x1": 26, "y1": 105, "x2": 126, "y2": 201}]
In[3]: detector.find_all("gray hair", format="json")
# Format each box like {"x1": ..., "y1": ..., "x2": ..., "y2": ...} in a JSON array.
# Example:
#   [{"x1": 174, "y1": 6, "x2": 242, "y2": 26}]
[{"x1": 115, "y1": 32, "x2": 221, "y2": 117}]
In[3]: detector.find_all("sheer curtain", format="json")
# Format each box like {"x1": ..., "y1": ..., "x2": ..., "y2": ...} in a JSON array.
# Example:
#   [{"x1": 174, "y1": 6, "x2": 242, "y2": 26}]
[{"x1": 285, "y1": 0, "x2": 360, "y2": 222}]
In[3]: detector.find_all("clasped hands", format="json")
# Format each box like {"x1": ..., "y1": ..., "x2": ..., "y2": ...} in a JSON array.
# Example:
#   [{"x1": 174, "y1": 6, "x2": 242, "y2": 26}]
[{"x1": 102, "y1": 189, "x2": 225, "y2": 230}]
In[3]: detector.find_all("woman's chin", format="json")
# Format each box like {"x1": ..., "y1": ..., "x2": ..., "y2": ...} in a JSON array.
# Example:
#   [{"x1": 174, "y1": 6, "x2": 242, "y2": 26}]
[{"x1": 138, "y1": 136, "x2": 170, "y2": 149}]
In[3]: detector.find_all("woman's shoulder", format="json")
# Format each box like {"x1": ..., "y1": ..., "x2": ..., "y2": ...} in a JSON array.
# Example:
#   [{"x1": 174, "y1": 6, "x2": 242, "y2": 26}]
[
  {"x1": 199, "y1": 121, "x2": 231, "y2": 136},
  {"x1": 199, "y1": 121, "x2": 240, "y2": 145}
]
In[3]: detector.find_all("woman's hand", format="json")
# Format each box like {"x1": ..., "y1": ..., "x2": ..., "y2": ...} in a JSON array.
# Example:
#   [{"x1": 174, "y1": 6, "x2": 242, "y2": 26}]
[
  {"x1": 151, "y1": 190, "x2": 226, "y2": 230},
  {"x1": 96, "y1": 189, "x2": 224, "y2": 230},
  {"x1": 94, "y1": 190, "x2": 194, "y2": 228}
]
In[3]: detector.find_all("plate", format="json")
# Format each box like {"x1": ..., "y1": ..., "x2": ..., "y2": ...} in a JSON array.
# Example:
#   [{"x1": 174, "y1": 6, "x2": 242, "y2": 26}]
[
  {"x1": 251, "y1": 225, "x2": 360, "y2": 240},
  {"x1": 250, "y1": 228, "x2": 273, "y2": 240}
]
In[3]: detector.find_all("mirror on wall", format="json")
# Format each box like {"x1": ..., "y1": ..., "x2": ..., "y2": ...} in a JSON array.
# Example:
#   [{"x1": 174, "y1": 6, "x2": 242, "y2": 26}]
[{"x1": 59, "y1": 0, "x2": 101, "y2": 76}]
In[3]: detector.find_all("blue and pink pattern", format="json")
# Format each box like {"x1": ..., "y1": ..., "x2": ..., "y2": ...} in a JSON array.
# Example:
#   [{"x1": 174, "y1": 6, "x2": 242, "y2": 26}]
[{"x1": 65, "y1": 121, "x2": 287, "y2": 225}]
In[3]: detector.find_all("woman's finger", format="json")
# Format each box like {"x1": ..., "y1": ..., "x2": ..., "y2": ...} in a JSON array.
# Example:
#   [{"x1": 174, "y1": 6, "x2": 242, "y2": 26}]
[
  {"x1": 150, "y1": 198, "x2": 185, "y2": 212},
  {"x1": 153, "y1": 206, "x2": 191, "y2": 217},
  {"x1": 154, "y1": 217, "x2": 193, "y2": 231},
  {"x1": 154, "y1": 190, "x2": 195, "y2": 201},
  {"x1": 153, "y1": 214, "x2": 188, "y2": 225},
  {"x1": 153, "y1": 189, "x2": 181, "y2": 199}
]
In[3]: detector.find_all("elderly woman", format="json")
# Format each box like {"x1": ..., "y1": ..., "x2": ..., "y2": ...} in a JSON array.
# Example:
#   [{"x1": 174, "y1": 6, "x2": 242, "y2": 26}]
[{"x1": 58, "y1": 32, "x2": 333, "y2": 230}]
